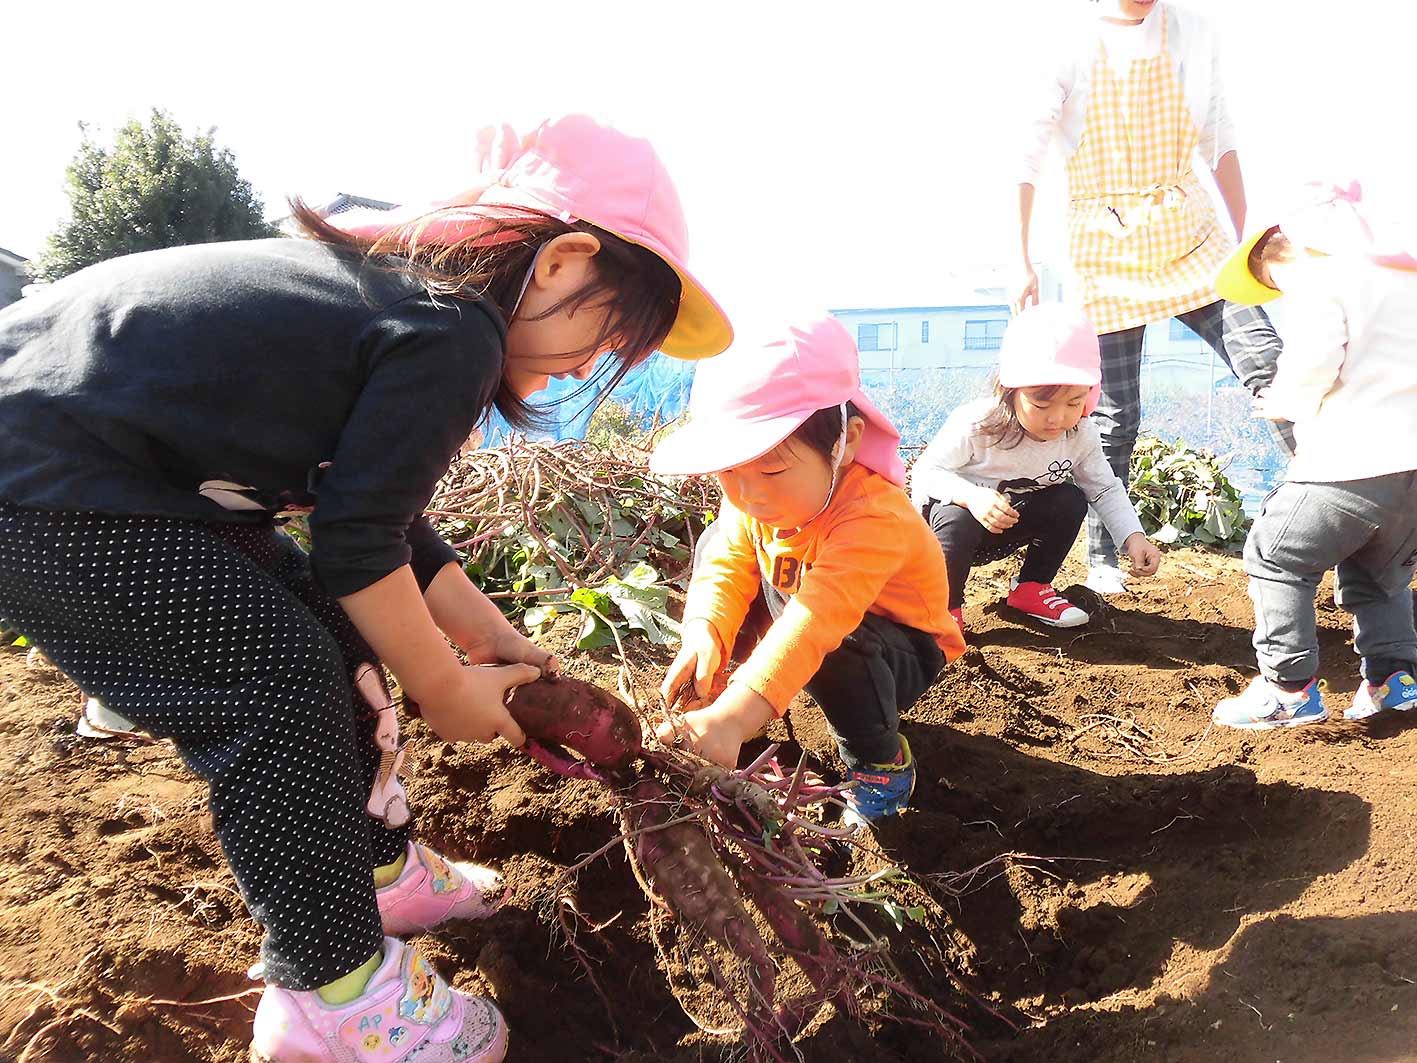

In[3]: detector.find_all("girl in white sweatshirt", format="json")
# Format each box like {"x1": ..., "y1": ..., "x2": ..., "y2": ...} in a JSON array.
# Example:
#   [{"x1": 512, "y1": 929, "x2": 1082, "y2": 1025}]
[{"x1": 910, "y1": 305, "x2": 1161, "y2": 633}]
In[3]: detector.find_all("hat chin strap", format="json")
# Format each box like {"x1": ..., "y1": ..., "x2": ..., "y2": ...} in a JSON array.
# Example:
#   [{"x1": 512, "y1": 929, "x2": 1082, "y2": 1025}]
[
  {"x1": 798, "y1": 403, "x2": 848, "y2": 529},
  {"x1": 507, "y1": 247, "x2": 542, "y2": 322}
]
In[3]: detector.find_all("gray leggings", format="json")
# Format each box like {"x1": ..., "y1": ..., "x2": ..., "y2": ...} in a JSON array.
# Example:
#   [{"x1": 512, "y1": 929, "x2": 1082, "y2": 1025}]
[{"x1": 1244, "y1": 472, "x2": 1417, "y2": 684}]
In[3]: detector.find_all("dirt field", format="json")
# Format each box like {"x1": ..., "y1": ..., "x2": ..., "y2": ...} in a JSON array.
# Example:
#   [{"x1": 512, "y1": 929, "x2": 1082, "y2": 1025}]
[{"x1": 3, "y1": 545, "x2": 1416, "y2": 1063}]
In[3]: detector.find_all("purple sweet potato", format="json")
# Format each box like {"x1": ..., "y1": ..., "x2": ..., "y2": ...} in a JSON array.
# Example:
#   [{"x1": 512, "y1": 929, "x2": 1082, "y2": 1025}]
[
  {"x1": 504, "y1": 675, "x2": 643, "y2": 772},
  {"x1": 622, "y1": 778, "x2": 776, "y2": 1018},
  {"x1": 735, "y1": 866, "x2": 851, "y2": 1034}
]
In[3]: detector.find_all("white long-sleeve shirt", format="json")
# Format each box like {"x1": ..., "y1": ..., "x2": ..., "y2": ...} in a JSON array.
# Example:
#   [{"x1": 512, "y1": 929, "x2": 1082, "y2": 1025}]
[
  {"x1": 909, "y1": 397, "x2": 1145, "y2": 547},
  {"x1": 1019, "y1": 2, "x2": 1237, "y2": 185},
  {"x1": 1267, "y1": 256, "x2": 1417, "y2": 483}
]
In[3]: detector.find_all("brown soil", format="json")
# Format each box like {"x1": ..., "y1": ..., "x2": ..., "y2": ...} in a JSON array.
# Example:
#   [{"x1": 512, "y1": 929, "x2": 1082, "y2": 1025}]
[{"x1": 3, "y1": 546, "x2": 1417, "y2": 1063}]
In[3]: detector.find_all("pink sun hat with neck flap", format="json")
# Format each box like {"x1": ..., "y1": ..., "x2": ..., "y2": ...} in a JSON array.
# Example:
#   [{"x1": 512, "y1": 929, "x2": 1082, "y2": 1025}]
[
  {"x1": 649, "y1": 315, "x2": 907, "y2": 486},
  {"x1": 333, "y1": 114, "x2": 733, "y2": 361},
  {"x1": 997, "y1": 303, "x2": 1102, "y2": 416}
]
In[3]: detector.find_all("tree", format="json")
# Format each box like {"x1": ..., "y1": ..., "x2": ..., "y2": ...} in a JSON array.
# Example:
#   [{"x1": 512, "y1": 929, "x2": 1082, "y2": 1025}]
[{"x1": 36, "y1": 109, "x2": 278, "y2": 280}]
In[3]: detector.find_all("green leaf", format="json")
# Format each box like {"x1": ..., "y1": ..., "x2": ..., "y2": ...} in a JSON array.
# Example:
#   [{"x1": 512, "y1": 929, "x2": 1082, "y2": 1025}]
[
  {"x1": 570, "y1": 587, "x2": 617, "y2": 650},
  {"x1": 522, "y1": 605, "x2": 556, "y2": 632},
  {"x1": 12, "y1": 635, "x2": 28, "y2": 648},
  {"x1": 619, "y1": 561, "x2": 659, "y2": 589},
  {"x1": 1153, "y1": 523, "x2": 1180, "y2": 544},
  {"x1": 881, "y1": 901, "x2": 907, "y2": 932}
]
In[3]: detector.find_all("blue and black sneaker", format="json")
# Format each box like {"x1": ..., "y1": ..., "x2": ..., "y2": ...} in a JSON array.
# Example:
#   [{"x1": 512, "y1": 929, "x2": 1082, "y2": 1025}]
[
  {"x1": 1346, "y1": 671, "x2": 1417, "y2": 720},
  {"x1": 1213, "y1": 676, "x2": 1327, "y2": 730},
  {"x1": 843, "y1": 737, "x2": 916, "y2": 828}
]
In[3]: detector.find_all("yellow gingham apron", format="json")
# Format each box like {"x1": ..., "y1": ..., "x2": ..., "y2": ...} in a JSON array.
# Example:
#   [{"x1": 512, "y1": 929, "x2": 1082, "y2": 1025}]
[{"x1": 1066, "y1": 10, "x2": 1232, "y2": 334}]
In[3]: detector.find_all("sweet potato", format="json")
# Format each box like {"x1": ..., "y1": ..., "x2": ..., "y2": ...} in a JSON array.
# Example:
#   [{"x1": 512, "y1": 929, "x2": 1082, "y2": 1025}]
[
  {"x1": 735, "y1": 866, "x2": 851, "y2": 1034},
  {"x1": 504, "y1": 675, "x2": 643, "y2": 772},
  {"x1": 623, "y1": 778, "x2": 776, "y2": 1018}
]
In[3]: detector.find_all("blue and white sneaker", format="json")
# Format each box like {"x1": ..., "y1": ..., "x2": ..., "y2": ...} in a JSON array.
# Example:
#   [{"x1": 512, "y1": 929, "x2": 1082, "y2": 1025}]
[
  {"x1": 842, "y1": 737, "x2": 916, "y2": 828},
  {"x1": 1213, "y1": 676, "x2": 1327, "y2": 730},
  {"x1": 1345, "y1": 671, "x2": 1417, "y2": 721}
]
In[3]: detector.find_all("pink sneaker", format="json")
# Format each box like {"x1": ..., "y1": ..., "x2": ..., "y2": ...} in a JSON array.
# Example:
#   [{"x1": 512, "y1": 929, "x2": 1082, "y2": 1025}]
[
  {"x1": 377, "y1": 842, "x2": 507, "y2": 937},
  {"x1": 250, "y1": 937, "x2": 507, "y2": 1063}
]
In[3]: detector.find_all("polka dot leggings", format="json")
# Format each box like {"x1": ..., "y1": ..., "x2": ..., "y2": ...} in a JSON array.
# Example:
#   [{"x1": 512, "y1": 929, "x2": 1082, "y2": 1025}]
[{"x1": 0, "y1": 503, "x2": 409, "y2": 989}]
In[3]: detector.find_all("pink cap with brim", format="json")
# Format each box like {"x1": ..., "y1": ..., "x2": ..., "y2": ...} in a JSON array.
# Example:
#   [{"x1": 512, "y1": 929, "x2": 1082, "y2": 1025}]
[
  {"x1": 998, "y1": 303, "x2": 1102, "y2": 416},
  {"x1": 649, "y1": 315, "x2": 907, "y2": 486},
  {"x1": 332, "y1": 115, "x2": 733, "y2": 361}
]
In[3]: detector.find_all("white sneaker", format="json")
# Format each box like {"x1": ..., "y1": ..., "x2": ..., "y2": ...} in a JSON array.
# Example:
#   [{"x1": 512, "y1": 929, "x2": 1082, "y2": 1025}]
[
  {"x1": 75, "y1": 697, "x2": 141, "y2": 739},
  {"x1": 1084, "y1": 564, "x2": 1128, "y2": 596}
]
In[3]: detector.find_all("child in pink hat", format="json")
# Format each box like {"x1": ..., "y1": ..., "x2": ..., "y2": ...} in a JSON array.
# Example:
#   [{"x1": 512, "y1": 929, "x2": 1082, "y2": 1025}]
[
  {"x1": 0, "y1": 113, "x2": 731, "y2": 1063},
  {"x1": 650, "y1": 316, "x2": 965, "y2": 826},
  {"x1": 910, "y1": 304, "x2": 1161, "y2": 632}
]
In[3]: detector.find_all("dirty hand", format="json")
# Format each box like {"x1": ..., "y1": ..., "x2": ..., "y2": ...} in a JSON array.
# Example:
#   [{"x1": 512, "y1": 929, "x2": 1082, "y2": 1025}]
[
  {"x1": 655, "y1": 685, "x2": 774, "y2": 769},
  {"x1": 417, "y1": 663, "x2": 540, "y2": 746},
  {"x1": 1123, "y1": 532, "x2": 1162, "y2": 577},
  {"x1": 967, "y1": 488, "x2": 1020, "y2": 534},
  {"x1": 659, "y1": 619, "x2": 723, "y2": 709}
]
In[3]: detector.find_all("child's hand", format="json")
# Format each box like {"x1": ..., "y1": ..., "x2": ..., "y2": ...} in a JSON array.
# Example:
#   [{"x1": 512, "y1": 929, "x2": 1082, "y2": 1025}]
[
  {"x1": 417, "y1": 663, "x2": 541, "y2": 745},
  {"x1": 659, "y1": 619, "x2": 723, "y2": 709},
  {"x1": 655, "y1": 685, "x2": 775, "y2": 768},
  {"x1": 1250, "y1": 387, "x2": 1287, "y2": 422},
  {"x1": 1122, "y1": 532, "x2": 1162, "y2": 577},
  {"x1": 464, "y1": 622, "x2": 560, "y2": 675},
  {"x1": 966, "y1": 487, "x2": 1020, "y2": 534}
]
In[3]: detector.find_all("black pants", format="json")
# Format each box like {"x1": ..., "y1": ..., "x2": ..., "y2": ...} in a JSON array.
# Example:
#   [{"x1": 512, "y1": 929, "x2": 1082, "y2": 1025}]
[
  {"x1": 924, "y1": 483, "x2": 1088, "y2": 609},
  {"x1": 698, "y1": 523, "x2": 945, "y2": 768},
  {"x1": 0, "y1": 505, "x2": 404, "y2": 990}
]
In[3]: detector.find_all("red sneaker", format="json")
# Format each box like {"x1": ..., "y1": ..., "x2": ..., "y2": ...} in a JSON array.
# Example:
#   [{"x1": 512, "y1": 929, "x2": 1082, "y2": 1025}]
[
  {"x1": 949, "y1": 607, "x2": 965, "y2": 636},
  {"x1": 1006, "y1": 581, "x2": 1089, "y2": 628}
]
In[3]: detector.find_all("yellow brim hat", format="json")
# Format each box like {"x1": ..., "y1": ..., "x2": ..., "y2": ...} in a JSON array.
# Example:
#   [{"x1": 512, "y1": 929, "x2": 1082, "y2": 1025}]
[{"x1": 1214, "y1": 225, "x2": 1283, "y2": 306}]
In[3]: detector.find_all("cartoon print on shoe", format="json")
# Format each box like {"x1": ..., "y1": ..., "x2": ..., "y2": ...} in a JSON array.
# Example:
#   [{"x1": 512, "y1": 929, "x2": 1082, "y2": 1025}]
[
  {"x1": 251, "y1": 937, "x2": 507, "y2": 1063},
  {"x1": 376, "y1": 842, "x2": 508, "y2": 936}
]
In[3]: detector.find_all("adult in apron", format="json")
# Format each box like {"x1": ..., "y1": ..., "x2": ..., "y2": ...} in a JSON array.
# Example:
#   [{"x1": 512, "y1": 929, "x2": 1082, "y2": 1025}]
[{"x1": 1016, "y1": 0, "x2": 1293, "y2": 592}]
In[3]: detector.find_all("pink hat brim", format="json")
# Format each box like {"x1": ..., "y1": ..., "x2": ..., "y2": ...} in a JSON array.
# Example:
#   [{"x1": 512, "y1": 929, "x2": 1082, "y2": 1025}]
[
  {"x1": 997, "y1": 366, "x2": 1102, "y2": 418},
  {"x1": 474, "y1": 184, "x2": 732, "y2": 360},
  {"x1": 650, "y1": 388, "x2": 906, "y2": 487}
]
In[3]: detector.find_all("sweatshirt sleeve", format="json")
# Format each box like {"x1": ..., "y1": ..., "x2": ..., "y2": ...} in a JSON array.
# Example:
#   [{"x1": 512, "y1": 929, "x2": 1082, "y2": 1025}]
[
  {"x1": 730, "y1": 511, "x2": 903, "y2": 714},
  {"x1": 309, "y1": 296, "x2": 502, "y2": 597},
  {"x1": 406, "y1": 515, "x2": 460, "y2": 591},
  {"x1": 1071, "y1": 422, "x2": 1145, "y2": 546},
  {"x1": 909, "y1": 403, "x2": 985, "y2": 510},
  {"x1": 1195, "y1": 15, "x2": 1238, "y2": 169},
  {"x1": 1019, "y1": 51, "x2": 1073, "y2": 185},
  {"x1": 1264, "y1": 264, "x2": 1349, "y2": 423},
  {"x1": 681, "y1": 504, "x2": 762, "y2": 659}
]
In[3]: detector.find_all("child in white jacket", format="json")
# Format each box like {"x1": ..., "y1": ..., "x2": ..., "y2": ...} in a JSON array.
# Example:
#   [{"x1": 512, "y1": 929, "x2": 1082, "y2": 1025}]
[
  {"x1": 1212, "y1": 182, "x2": 1417, "y2": 728},
  {"x1": 911, "y1": 304, "x2": 1161, "y2": 633}
]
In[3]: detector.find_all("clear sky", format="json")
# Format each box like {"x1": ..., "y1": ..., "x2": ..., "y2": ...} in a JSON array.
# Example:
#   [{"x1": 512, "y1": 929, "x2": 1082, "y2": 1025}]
[{"x1": 5, "y1": 1, "x2": 1413, "y2": 337}]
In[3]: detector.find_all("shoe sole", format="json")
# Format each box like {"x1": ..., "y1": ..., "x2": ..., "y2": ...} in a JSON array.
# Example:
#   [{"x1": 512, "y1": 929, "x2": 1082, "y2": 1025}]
[
  {"x1": 1346, "y1": 702, "x2": 1417, "y2": 720},
  {"x1": 1007, "y1": 605, "x2": 1089, "y2": 629},
  {"x1": 251, "y1": 1024, "x2": 510, "y2": 1063},
  {"x1": 1212, "y1": 711, "x2": 1328, "y2": 730}
]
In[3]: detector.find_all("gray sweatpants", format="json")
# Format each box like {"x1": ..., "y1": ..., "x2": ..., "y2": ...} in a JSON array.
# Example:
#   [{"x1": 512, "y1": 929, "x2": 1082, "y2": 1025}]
[{"x1": 1244, "y1": 471, "x2": 1417, "y2": 684}]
